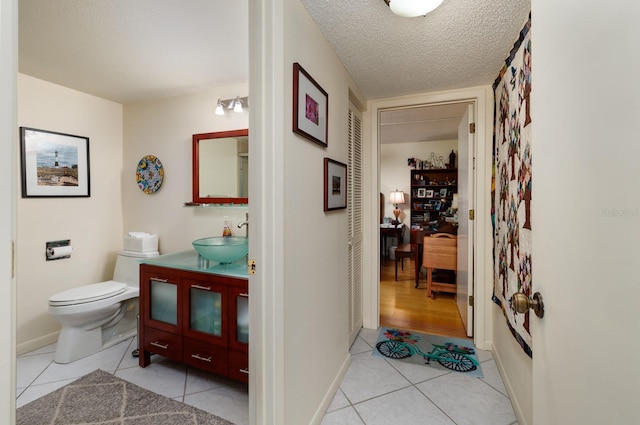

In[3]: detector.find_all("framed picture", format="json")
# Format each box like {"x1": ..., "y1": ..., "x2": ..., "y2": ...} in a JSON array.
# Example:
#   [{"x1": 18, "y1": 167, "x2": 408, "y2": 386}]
[
  {"x1": 417, "y1": 188, "x2": 427, "y2": 198},
  {"x1": 439, "y1": 188, "x2": 448, "y2": 197},
  {"x1": 293, "y1": 63, "x2": 328, "y2": 147},
  {"x1": 20, "y1": 127, "x2": 90, "y2": 198},
  {"x1": 324, "y1": 158, "x2": 347, "y2": 211},
  {"x1": 425, "y1": 189, "x2": 434, "y2": 198}
]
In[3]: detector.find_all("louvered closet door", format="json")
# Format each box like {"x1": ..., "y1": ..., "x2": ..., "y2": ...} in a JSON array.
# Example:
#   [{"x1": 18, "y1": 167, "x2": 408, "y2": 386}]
[{"x1": 347, "y1": 100, "x2": 363, "y2": 345}]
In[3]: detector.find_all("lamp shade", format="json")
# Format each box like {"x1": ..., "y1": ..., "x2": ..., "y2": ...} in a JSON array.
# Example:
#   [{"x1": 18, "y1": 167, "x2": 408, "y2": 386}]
[
  {"x1": 386, "y1": 0, "x2": 444, "y2": 17},
  {"x1": 389, "y1": 190, "x2": 405, "y2": 205}
]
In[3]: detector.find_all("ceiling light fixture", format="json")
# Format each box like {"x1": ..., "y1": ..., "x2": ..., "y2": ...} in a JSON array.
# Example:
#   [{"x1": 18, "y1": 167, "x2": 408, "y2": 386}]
[
  {"x1": 383, "y1": 0, "x2": 444, "y2": 17},
  {"x1": 214, "y1": 96, "x2": 248, "y2": 116}
]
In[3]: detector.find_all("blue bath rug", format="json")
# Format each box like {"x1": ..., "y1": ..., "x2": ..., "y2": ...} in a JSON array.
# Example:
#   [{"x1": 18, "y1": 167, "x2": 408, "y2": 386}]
[{"x1": 373, "y1": 327, "x2": 483, "y2": 377}]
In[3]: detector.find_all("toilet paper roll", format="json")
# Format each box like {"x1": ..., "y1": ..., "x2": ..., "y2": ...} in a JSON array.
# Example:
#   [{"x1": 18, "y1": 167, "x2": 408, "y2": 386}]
[{"x1": 47, "y1": 245, "x2": 73, "y2": 259}]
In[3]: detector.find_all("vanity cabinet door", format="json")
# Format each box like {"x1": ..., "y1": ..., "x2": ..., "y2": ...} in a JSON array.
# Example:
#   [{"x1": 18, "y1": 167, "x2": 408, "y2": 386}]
[
  {"x1": 182, "y1": 279, "x2": 227, "y2": 347},
  {"x1": 228, "y1": 286, "x2": 249, "y2": 353},
  {"x1": 140, "y1": 268, "x2": 181, "y2": 334}
]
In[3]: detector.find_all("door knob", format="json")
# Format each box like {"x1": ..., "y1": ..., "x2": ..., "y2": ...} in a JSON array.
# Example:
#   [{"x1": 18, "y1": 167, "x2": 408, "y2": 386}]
[{"x1": 511, "y1": 292, "x2": 544, "y2": 318}]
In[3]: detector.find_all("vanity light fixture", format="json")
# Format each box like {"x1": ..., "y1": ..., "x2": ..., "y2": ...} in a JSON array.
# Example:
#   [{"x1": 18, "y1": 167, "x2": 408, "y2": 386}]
[
  {"x1": 214, "y1": 96, "x2": 249, "y2": 116},
  {"x1": 383, "y1": 0, "x2": 444, "y2": 17}
]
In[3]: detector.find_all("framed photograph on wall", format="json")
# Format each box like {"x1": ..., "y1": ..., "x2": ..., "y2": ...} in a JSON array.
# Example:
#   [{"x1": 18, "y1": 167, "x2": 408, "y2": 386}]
[
  {"x1": 324, "y1": 158, "x2": 347, "y2": 211},
  {"x1": 293, "y1": 62, "x2": 328, "y2": 147},
  {"x1": 20, "y1": 127, "x2": 90, "y2": 198}
]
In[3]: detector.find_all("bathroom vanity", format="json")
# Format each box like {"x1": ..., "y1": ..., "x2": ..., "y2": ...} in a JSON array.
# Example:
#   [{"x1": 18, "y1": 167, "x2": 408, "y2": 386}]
[{"x1": 138, "y1": 251, "x2": 248, "y2": 383}]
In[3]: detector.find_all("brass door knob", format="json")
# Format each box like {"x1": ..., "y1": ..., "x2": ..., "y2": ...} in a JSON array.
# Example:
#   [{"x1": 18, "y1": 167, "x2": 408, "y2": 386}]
[{"x1": 511, "y1": 292, "x2": 544, "y2": 318}]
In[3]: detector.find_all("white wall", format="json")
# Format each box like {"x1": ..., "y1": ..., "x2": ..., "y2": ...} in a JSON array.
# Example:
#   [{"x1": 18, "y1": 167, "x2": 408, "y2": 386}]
[
  {"x1": 282, "y1": 2, "x2": 365, "y2": 423},
  {"x1": 16, "y1": 74, "x2": 124, "y2": 353},
  {"x1": 122, "y1": 83, "x2": 249, "y2": 254},
  {"x1": 249, "y1": 0, "x2": 366, "y2": 422},
  {"x1": 381, "y1": 140, "x2": 456, "y2": 227}
]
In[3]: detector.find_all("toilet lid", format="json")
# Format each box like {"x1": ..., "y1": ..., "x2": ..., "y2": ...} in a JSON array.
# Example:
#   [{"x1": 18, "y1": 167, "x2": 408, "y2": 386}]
[{"x1": 49, "y1": 281, "x2": 128, "y2": 306}]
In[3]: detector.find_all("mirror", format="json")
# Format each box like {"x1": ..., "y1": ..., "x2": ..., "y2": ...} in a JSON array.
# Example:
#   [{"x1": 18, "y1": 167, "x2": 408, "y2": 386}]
[{"x1": 192, "y1": 129, "x2": 248, "y2": 204}]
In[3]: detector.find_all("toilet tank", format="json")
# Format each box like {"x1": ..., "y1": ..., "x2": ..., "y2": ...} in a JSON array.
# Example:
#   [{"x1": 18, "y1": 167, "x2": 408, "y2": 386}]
[{"x1": 113, "y1": 250, "x2": 159, "y2": 287}]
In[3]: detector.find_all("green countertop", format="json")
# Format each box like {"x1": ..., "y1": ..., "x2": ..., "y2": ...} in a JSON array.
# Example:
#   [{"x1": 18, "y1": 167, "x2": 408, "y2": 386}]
[{"x1": 141, "y1": 250, "x2": 248, "y2": 279}]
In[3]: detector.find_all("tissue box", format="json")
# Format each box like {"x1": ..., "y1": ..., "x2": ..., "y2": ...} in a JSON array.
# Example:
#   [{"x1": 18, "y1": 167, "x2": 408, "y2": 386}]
[{"x1": 123, "y1": 233, "x2": 158, "y2": 253}]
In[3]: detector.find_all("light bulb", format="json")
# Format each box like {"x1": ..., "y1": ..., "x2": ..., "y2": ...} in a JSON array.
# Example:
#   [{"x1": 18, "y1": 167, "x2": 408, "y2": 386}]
[
  {"x1": 215, "y1": 99, "x2": 224, "y2": 116},
  {"x1": 233, "y1": 97, "x2": 243, "y2": 113}
]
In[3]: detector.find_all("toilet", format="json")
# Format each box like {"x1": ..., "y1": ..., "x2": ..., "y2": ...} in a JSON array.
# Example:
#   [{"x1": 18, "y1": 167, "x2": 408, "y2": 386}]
[{"x1": 48, "y1": 249, "x2": 159, "y2": 364}]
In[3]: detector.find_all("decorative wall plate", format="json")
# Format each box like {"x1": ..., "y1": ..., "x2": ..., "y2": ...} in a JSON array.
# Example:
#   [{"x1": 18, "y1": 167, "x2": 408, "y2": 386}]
[{"x1": 136, "y1": 155, "x2": 164, "y2": 194}]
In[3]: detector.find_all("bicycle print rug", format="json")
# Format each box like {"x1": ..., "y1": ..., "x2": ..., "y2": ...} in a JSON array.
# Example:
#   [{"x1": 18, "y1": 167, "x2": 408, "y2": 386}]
[{"x1": 373, "y1": 327, "x2": 483, "y2": 378}]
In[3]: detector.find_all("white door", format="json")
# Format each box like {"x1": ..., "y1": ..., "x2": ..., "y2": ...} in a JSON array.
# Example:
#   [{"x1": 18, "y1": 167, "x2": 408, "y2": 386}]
[
  {"x1": 532, "y1": 2, "x2": 640, "y2": 423},
  {"x1": 456, "y1": 105, "x2": 474, "y2": 337},
  {"x1": 347, "y1": 100, "x2": 363, "y2": 345}
]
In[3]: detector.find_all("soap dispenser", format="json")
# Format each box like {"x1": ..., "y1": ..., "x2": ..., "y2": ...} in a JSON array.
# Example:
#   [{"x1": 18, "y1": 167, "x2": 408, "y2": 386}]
[{"x1": 222, "y1": 216, "x2": 233, "y2": 237}]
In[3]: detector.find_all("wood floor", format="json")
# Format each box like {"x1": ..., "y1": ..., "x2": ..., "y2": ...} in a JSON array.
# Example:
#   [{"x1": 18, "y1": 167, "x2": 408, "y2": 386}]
[{"x1": 379, "y1": 256, "x2": 469, "y2": 340}]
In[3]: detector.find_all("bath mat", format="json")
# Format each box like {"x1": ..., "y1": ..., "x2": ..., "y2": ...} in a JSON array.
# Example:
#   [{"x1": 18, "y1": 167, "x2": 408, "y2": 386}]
[
  {"x1": 17, "y1": 369, "x2": 235, "y2": 425},
  {"x1": 373, "y1": 327, "x2": 483, "y2": 377}
]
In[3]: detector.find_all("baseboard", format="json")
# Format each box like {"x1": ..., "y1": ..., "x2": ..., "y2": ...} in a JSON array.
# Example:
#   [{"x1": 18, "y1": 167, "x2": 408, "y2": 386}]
[
  {"x1": 309, "y1": 351, "x2": 352, "y2": 425},
  {"x1": 16, "y1": 331, "x2": 59, "y2": 356},
  {"x1": 492, "y1": 347, "x2": 529, "y2": 425}
]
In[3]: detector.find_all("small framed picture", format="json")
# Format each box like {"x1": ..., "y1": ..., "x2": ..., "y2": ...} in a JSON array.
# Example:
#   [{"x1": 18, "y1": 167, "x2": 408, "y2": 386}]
[
  {"x1": 417, "y1": 188, "x2": 427, "y2": 198},
  {"x1": 439, "y1": 188, "x2": 448, "y2": 197},
  {"x1": 20, "y1": 127, "x2": 91, "y2": 198},
  {"x1": 293, "y1": 63, "x2": 328, "y2": 147},
  {"x1": 435, "y1": 201, "x2": 442, "y2": 211},
  {"x1": 324, "y1": 158, "x2": 347, "y2": 211},
  {"x1": 425, "y1": 189, "x2": 434, "y2": 198}
]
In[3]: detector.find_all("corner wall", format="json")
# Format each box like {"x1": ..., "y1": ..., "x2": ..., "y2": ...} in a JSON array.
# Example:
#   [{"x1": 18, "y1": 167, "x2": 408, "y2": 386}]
[
  {"x1": 122, "y1": 83, "x2": 249, "y2": 254},
  {"x1": 16, "y1": 74, "x2": 124, "y2": 352}
]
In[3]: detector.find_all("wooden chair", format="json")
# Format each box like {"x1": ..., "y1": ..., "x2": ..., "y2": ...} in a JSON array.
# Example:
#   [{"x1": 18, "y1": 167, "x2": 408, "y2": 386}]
[
  {"x1": 422, "y1": 233, "x2": 457, "y2": 298},
  {"x1": 395, "y1": 229, "x2": 423, "y2": 282}
]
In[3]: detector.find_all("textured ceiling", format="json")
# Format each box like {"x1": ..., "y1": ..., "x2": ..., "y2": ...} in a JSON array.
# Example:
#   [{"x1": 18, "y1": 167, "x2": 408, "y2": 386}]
[
  {"x1": 300, "y1": 0, "x2": 531, "y2": 100},
  {"x1": 19, "y1": 0, "x2": 249, "y2": 104}
]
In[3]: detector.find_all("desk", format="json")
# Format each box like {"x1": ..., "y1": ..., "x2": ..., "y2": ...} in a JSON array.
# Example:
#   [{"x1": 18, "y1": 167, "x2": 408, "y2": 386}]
[{"x1": 380, "y1": 224, "x2": 405, "y2": 259}]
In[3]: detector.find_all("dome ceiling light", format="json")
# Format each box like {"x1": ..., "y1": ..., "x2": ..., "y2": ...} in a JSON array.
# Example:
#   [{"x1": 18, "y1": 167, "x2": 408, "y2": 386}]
[{"x1": 383, "y1": 0, "x2": 444, "y2": 17}]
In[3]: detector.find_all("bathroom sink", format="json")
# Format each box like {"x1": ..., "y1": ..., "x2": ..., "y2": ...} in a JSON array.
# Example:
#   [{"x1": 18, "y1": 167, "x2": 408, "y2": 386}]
[{"x1": 192, "y1": 236, "x2": 248, "y2": 264}]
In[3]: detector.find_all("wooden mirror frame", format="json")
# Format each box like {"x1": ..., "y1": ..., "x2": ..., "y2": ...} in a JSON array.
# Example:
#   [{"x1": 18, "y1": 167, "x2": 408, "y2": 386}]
[{"x1": 192, "y1": 129, "x2": 249, "y2": 205}]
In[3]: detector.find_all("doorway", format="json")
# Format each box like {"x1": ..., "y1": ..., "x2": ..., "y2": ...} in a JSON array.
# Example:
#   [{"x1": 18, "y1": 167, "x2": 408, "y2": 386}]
[
  {"x1": 364, "y1": 87, "x2": 492, "y2": 349},
  {"x1": 379, "y1": 101, "x2": 474, "y2": 338}
]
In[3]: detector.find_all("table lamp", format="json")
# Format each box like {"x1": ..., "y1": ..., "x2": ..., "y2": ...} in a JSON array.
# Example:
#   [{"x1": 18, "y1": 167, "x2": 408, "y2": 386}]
[{"x1": 389, "y1": 190, "x2": 405, "y2": 225}]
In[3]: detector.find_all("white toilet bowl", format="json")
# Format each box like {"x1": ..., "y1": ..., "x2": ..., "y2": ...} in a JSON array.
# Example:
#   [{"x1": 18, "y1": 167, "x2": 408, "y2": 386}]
[{"x1": 48, "y1": 250, "x2": 158, "y2": 363}]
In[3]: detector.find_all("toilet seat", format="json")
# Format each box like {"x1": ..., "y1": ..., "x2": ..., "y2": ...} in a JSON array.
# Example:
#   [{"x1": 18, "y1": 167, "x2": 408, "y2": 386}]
[{"x1": 49, "y1": 281, "x2": 128, "y2": 306}]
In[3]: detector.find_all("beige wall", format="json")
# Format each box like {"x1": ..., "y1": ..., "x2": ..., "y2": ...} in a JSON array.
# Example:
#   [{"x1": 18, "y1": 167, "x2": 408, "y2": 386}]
[
  {"x1": 16, "y1": 74, "x2": 124, "y2": 353},
  {"x1": 270, "y1": 0, "x2": 366, "y2": 422},
  {"x1": 493, "y1": 307, "x2": 532, "y2": 423},
  {"x1": 122, "y1": 83, "x2": 249, "y2": 254},
  {"x1": 381, "y1": 140, "x2": 456, "y2": 226}
]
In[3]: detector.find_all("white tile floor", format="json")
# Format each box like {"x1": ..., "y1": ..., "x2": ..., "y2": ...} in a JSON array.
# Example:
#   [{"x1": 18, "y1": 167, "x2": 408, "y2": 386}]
[
  {"x1": 17, "y1": 329, "x2": 518, "y2": 425},
  {"x1": 321, "y1": 328, "x2": 518, "y2": 425}
]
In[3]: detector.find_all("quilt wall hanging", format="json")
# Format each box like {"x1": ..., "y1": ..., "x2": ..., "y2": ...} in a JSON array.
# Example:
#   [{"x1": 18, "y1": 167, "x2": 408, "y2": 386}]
[{"x1": 492, "y1": 16, "x2": 532, "y2": 357}]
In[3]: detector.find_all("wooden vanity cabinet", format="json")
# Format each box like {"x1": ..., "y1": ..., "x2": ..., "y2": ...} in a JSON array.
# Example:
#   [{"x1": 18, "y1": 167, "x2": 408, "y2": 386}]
[{"x1": 139, "y1": 263, "x2": 248, "y2": 382}]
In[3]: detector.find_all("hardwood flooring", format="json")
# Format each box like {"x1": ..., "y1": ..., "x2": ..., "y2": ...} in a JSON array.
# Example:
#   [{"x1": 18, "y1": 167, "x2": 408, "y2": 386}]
[{"x1": 379, "y1": 256, "x2": 469, "y2": 340}]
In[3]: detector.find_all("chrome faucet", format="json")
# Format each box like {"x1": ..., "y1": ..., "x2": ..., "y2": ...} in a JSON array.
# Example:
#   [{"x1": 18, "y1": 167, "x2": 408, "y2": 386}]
[{"x1": 237, "y1": 212, "x2": 249, "y2": 235}]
